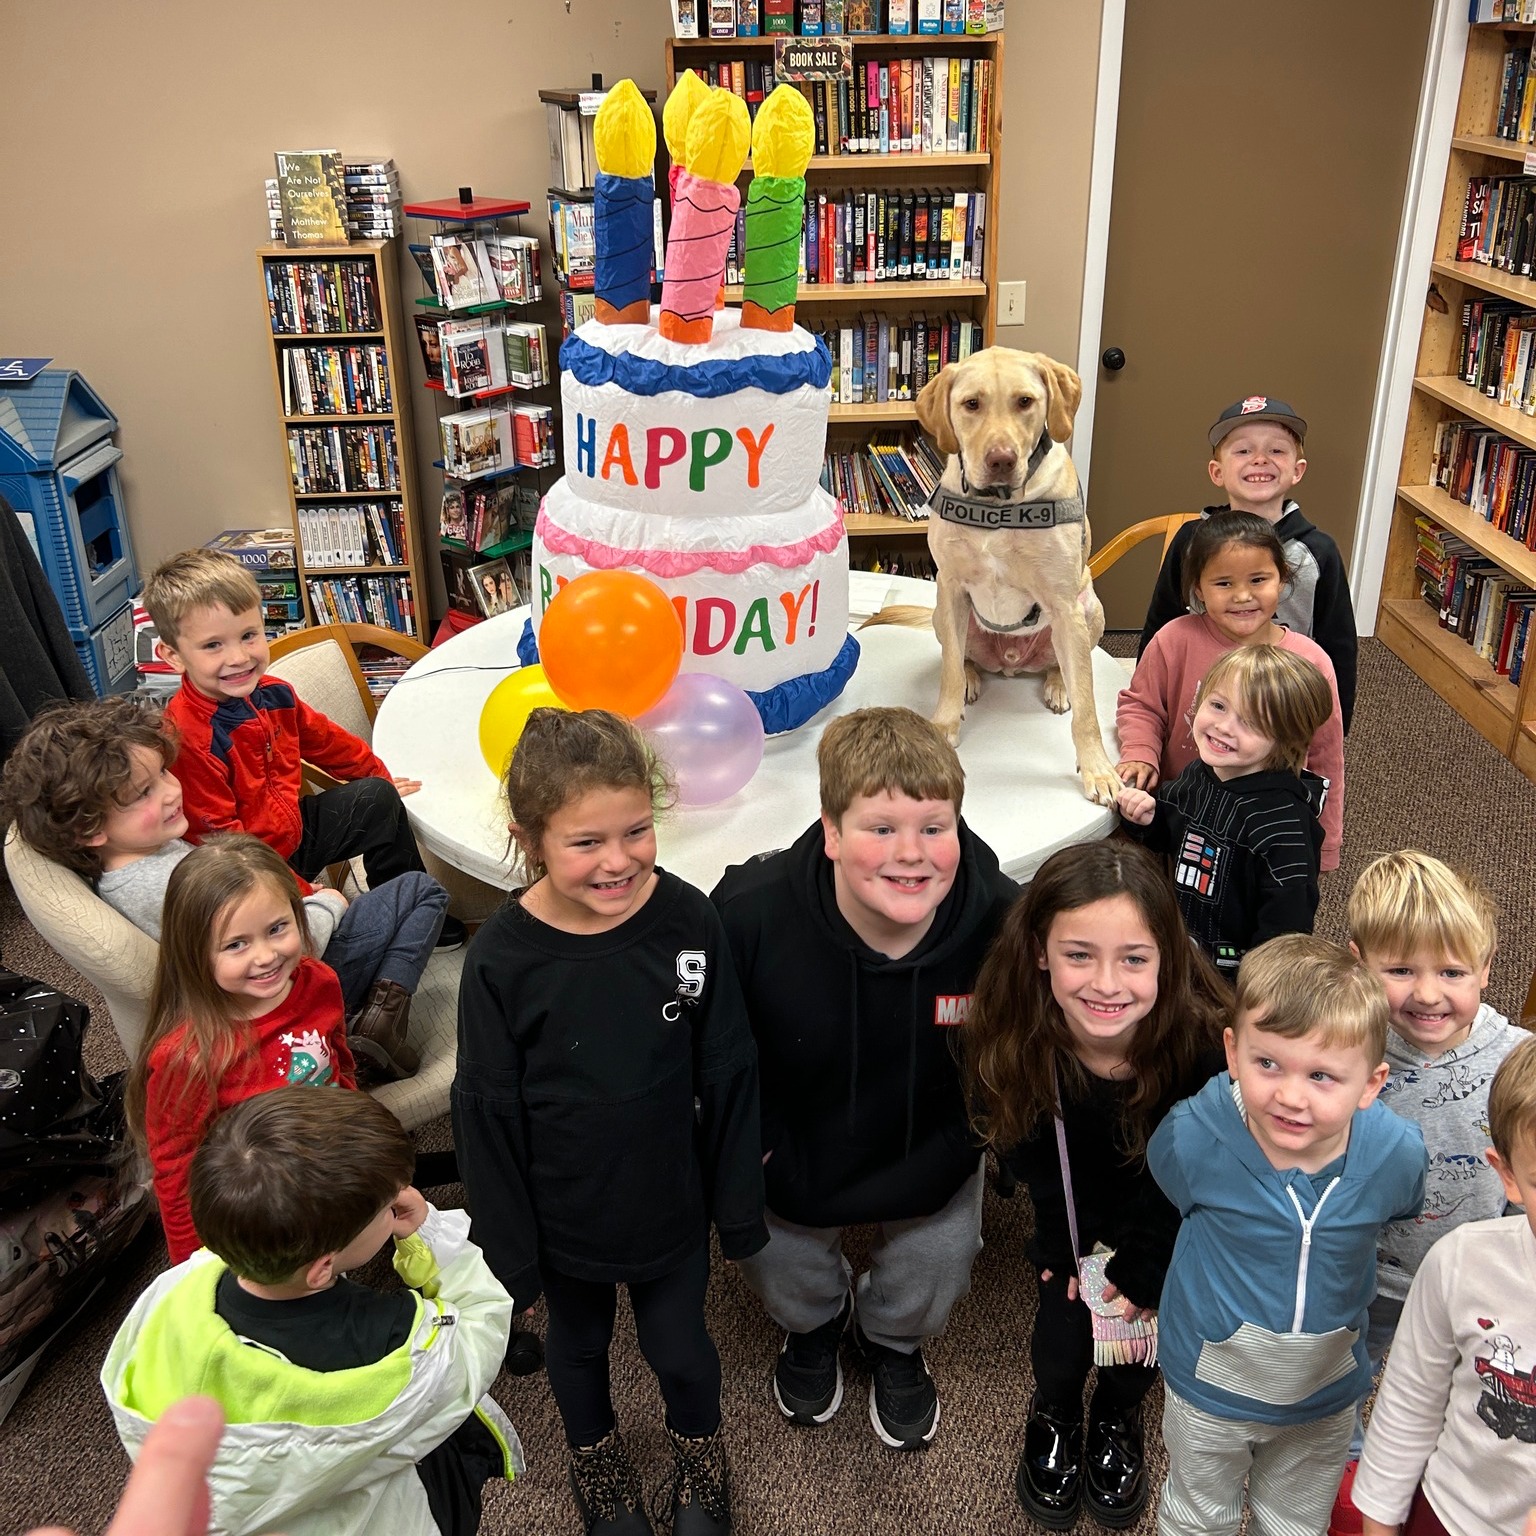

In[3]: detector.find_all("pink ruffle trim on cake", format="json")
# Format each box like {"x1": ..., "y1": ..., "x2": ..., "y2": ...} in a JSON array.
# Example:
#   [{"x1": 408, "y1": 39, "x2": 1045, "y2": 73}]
[{"x1": 534, "y1": 504, "x2": 847, "y2": 577}]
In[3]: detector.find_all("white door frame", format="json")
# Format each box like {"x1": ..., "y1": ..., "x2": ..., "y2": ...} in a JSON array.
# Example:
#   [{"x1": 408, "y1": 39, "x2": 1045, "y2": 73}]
[{"x1": 1073, "y1": 0, "x2": 1466, "y2": 639}]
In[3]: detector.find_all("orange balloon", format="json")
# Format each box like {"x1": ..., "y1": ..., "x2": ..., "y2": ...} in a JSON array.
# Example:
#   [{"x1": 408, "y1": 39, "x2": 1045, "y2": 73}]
[{"x1": 539, "y1": 571, "x2": 685, "y2": 717}]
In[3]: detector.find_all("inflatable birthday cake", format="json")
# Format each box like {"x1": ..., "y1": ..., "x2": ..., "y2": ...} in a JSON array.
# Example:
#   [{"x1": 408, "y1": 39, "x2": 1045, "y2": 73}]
[{"x1": 528, "y1": 74, "x2": 858, "y2": 733}]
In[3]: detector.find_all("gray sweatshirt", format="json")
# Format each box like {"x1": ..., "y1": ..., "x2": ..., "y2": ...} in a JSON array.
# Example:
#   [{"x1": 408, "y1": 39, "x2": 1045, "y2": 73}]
[
  {"x1": 1354, "y1": 1215, "x2": 1536, "y2": 1536},
  {"x1": 97, "y1": 838, "x2": 345, "y2": 951},
  {"x1": 1374, "y1": 1002, "x2": 1524, "y2": 1302}
]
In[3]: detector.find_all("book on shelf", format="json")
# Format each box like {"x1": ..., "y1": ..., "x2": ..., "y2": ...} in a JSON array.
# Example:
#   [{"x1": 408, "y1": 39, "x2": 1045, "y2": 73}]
[
  {"x1": 1453, "y1": 174, "x2": 1536, "y2": 273},
  {"x1": 286, "y1": 423, "x2": 400, "y2": 494},
  {"x1": 413, "y1": 315, "x2": 445, "y2": 384},
  {"x1": 294, "y1": 500, "x2": 406, "y2": 568},
  {"x1": 408, "y1": 243, "x2": 442, "y2": 302},
  {"x1": 439, "y1": 316, "x2": 508, "y2": 396},
  {"x1": 307, "y1": 574, "x2": 418, "y2": 636},
  {"x1": 274, "y1": 149, "x2": 348, "y2": 245},
  {"x1": 442, "y1": 544, "x2": 482, "y2": 616},
  {"x1": 807, "y1": 310, "x2": 981, "y2": 404},
  {"x1": 264, "y1": 179, "x2": 285, "y2": 243},
  {"x1": 822, "y1": 431, "x2": 944, "y2": 521},
  {"x1": 484, "y1": 235, "x2": 543, "y2": 304},
  {"x1": 280, "y1": 342, "x2": 393, "y2": 416},
  {"x1": 543, "y1": 92, "x2": 589, "y2": 192},
  {"x1": 1472, "y1": 1, "x2": 1536, "y2": 22},
  {"x1": 1414, "y1": 512, "x2": 1536, "y2": 679},
  {"x1": 1431, "y1": 417, "x2": 1536, "y2": 544},
  {"x1": 560, "y1": 288, "x2": 598, "y2": 336},
  {"x1": 468, "y1": 556, "x2": 520, "y2": 618},
  {"x1": 548, "y1": 193, "x2": 596, "y2": 288},
  {"x1": 1453, "y1": 298, "x2": 1536, "y2": 409},
  {"x1": 440, "y1": 486, "x2": 471, "y2": 543},
  {"x1": 512, "y1": 404, "x2": 557, "y2": 467},
  {"x1": 687, "y1": 54, "x2": 991, "y2": 155},
  {"x1": 503, "y1": 322, "x2": 552, "y2": 388},
  {"x1": 461, "y1": 484, "x2": 519, "y2": 551},
  {"x1": 440, "y1": 407, "x2": 516, "y2": 479},
  {"x1": 343, "y1": 158, "x2": 401, "y2": 240},
  {"x1": 429, "y1": 233, "x2": 497, "y2": 310},
  {"x1": 264, "y1": 258, "x2": 382, "y2": 334}
]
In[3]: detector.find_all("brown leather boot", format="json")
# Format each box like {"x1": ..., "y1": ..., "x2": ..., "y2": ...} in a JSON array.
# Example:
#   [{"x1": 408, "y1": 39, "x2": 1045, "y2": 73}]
[{"x1": 346, "y1": 980, "x2": 420, "y2": 1081}]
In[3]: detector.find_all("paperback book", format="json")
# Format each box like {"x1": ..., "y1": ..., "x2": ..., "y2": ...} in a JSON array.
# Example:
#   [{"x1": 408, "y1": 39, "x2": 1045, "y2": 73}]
[{"x1": 274, "y1": 149, "x2": 348, "y2": 245}]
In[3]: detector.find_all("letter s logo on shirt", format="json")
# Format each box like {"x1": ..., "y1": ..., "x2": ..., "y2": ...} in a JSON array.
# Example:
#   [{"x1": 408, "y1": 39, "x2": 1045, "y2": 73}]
[{"x1": 676, "y1": 951, "x2": 707, "y2": 997}]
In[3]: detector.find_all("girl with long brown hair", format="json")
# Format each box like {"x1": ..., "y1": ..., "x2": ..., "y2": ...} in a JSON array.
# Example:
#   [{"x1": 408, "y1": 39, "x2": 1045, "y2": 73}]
[
  {"x1": 963, "y1": 840, "x2": 1228, "y2": 1530},
  {"x1": 125, "y1": 834, "x2": 356, "y2": 1264}
]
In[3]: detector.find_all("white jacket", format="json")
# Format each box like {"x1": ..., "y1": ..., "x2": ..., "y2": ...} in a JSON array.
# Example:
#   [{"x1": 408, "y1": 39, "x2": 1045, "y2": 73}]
[{"x1": 101, "y1": 1206, "x2": 523, "y2": 1536}]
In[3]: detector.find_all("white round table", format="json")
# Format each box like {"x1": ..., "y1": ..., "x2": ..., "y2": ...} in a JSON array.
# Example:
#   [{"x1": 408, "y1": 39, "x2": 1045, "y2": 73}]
[{"x1": 374, "y1": 571, "x2": 1124, "y2": 894}]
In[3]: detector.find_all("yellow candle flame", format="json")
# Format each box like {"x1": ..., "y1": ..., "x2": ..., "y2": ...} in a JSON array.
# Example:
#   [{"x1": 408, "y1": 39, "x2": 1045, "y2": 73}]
[
  {"x1": 685, "y1": 88, "x2": 750, "y2": 185},
  {"x1": 593, "y1": 80, "x2": 656, "y2": 180},
  {"x1": 752, "y1": 84, "x2": 815, "y2": 179},
  {"x1": 663, "y1": 69, "x2": 709, "y2": 168}
]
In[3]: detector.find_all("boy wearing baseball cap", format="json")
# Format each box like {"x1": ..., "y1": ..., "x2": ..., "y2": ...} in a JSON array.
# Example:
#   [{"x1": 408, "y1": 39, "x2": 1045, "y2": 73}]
[{"x1": 1137, "y1": 396, "x2": 1358, "y2": 731}]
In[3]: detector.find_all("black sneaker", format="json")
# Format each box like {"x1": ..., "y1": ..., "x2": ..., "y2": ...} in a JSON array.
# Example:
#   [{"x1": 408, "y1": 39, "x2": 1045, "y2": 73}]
[
  {"x1": 434, "y1": 915, "x2": 468, "y2": 952},
  {"x1": 773, "y1": 1292, "x2": 852, "y2": 1426},
  {"x1": 852, "y1": 1319, "x2": 939, "y2": 1450}
]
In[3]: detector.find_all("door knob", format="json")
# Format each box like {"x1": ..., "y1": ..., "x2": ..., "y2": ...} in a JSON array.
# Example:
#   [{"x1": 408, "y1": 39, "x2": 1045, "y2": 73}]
[{"x1": 1102, "y1": 347, "x2": 1126, "y2": 371}]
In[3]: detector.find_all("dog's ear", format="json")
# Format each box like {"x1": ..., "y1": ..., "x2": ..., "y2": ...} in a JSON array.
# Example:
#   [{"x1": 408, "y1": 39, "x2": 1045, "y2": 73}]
[
  {"x1": 1040, "y1": 358, "x2": 1083, "y2": 444},
  {"x1": 916, "y1": 366, "x2": 959, "y2": 456}
]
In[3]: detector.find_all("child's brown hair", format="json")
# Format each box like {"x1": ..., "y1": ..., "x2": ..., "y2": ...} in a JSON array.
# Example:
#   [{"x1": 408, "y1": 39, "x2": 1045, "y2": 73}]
[
  {"x1": 1193, "y1": 645, "x2": 1333, "y2": 775},
  {"x1": 125, "y1": 835, "x2": 313, "y2": 1152},
  {"x1": 191, "y1": 1088, "x2": 414, "y2": 1283},
  {"x1": 1489, "y1": 1034, "x2": 1536, "y2": 1161},
  {"x1": 503, "y1": 708, "x2": 674, "y2": 881},
  {"x1": 1181, "y1": 510, "x2": 1293, "y2": 612},
  {"x1": 963, "y1": 840, "x2": 1228, "y2": 1156},
  {"x1": 0, "y1": 697, "x2": 175, "y2": 879},
  {"x1": 143, "y1": 549, "x2": 262, "y2": 648},
  {"x1": 817, "y1": 706, "x2": 966, "y2": 824},
  {"x1": 1233, "y1": 934, "x2": 1389, "y2": 1063}
]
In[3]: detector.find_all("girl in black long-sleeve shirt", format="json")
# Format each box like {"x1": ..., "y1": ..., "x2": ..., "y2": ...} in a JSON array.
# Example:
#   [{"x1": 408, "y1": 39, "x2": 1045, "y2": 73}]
[{"x1": 453, "y1": 709, "x2": 765, "y2": 1536}]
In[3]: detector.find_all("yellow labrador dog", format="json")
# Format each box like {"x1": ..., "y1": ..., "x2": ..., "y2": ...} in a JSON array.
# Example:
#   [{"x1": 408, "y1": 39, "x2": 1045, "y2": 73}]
[{"x1": 904, "y1": 347, "x2": 1120, "y2": 805}]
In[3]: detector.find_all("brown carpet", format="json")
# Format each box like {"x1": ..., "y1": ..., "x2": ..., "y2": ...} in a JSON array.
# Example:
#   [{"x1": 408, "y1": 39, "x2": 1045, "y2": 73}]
[{"x1": 2, "y1": 634, "x2": 1533, "y2": 1536}]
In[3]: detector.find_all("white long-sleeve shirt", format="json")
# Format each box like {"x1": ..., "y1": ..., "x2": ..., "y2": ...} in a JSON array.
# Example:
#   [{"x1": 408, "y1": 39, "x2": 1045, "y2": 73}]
[{"x1": 1353, "y1": 1214, "x2": 1536, "y2": 1536}]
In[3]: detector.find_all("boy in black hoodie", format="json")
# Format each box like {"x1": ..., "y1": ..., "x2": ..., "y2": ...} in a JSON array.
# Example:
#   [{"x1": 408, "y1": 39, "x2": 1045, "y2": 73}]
[
  {"x1": 1137, "y1": 396, "x2": 1358, "y2": 732},
  {"x1": 711, "y1": 707, "x2": 1017, "y2": 1451},
  {"x1": 1117, "y1": 644, "x2": 1332, "y2": 978}
]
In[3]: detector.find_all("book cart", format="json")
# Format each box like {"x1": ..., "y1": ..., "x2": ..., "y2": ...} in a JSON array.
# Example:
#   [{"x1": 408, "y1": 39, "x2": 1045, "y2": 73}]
[
  {"x1": 663, "y1": 29, "x2": 1004, "y2": 575},
  {"x1": 402, "y1": 196, "x2": 558, "y2": 620},
  {"x1": 1377, "y1": 15, "x2": 1536, "y2": 783},
  {"x1": 256, "y1": 239, "x2": 428, "y2": 638}
]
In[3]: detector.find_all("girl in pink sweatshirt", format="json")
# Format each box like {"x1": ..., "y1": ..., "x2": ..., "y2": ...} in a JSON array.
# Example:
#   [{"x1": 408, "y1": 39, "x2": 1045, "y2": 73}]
[{"x1": 1116, "y1": 512, "x2": 1344, "y2": 870}]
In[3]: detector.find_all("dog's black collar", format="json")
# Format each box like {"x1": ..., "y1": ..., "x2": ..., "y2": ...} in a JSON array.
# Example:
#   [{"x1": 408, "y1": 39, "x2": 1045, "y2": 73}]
[{"x1": 938, "y1": 430, "x2": 1085, "y2": 531}]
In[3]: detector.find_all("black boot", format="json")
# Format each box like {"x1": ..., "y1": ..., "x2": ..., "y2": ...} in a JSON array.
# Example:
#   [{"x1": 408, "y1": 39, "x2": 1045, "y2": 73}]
[
  {"x1": 1083, "y1": 1392, "x2": 1147, "y2": 1528},
  {"x1": 568, "y1": 1428, "x2": 653, "y2": 1536},
  {"x1": 504, "y1": 1326, "x2": 545, "y2": 1377},
  {"x1": 653, "y1": 1423, "x2": 731, "y2": 1535},
  {"x1": 1016, "y1": 1394, "x2": 1084, "y2": 1530}
]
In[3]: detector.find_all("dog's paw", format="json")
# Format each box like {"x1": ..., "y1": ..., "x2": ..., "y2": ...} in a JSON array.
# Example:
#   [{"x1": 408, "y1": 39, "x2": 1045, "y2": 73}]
[
  {"x1": 932, "y1": 710, "x2": 964, "y2": 748},
  {"x1": 1078, "y1": 760, "x2": 1123, "y2": 807},
  {"x1": 964, "y1": 662, "x2": 982, "y2": 706},
  {"x1": 1043, "y1": 669, "x2": 1070, "y2": 714}
]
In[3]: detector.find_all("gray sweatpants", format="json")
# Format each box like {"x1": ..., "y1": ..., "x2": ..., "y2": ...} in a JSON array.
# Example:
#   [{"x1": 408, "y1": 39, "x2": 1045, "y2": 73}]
[
  {"x1": 737, "y1": 1156, "x2": 985, "y2": 1354},
  {"x1": 1159, "y1": 1388, "x2": 1355, "y2": 1536}
]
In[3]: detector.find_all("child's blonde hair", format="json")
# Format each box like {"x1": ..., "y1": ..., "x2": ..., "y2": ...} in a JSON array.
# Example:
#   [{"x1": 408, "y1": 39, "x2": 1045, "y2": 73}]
[
  {"x1": 503, "y1": 708, "x2": 674, "y2": 881},
  {"x1": 143, "y1": 549, "x2": 262, "y2": 648},
  {"x1": 125, "y1": 835, "x2": 312, "y2": 1152},
  {"x1": 1234, "y1": 934, "x2": 1389, "y2": 1064},
  {"x1": 1346, "y1": 849, "x2": 1497, "y2": 970},
  {"x1": 1489, "y1": 1034, "x2": 1536, "y2": 1160},
  {"x1": 817, "y1": 707, "x2": 965, "y2": 824},
  {"x1": 1194, "y1": 645, "x2": 1333, "y2": 775}
]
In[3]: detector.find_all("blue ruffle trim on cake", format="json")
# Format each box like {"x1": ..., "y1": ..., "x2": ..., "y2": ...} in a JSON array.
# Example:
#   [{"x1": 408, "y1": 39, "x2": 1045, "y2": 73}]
[
  {"x1": 560, "y1": 332, "x2": 832, "y2": 398},
  {"x1": 515, "y1": 622, "x2": 859, "y2": 736}
]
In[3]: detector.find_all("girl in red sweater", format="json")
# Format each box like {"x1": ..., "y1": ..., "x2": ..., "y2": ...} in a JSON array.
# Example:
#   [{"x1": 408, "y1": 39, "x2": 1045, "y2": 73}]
[
  {"x1": 125, "y1": 834, "x2": 355, "y2": 1263},
  {"x1": 1114, "y1": 511, "x2": 1345, "y2": 870}
]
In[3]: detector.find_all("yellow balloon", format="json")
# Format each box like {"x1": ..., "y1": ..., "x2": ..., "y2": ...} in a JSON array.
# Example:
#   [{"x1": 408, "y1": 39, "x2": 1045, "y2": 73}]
[
  {"x1": 478, "y1": 665, "x2": 566, "y2": 777},
  {"x1": 752, "y1": 84, "x2": 815, "y2": 179},
  {"x1": 663, "y1": 69, "x2": 709, "y2": 168},
  {"x1": 594, "y1": 79, "x2": 656, "y2": 180},
  {"x1": 686, "y1": 89, "x2": 751, "y2": 185}
]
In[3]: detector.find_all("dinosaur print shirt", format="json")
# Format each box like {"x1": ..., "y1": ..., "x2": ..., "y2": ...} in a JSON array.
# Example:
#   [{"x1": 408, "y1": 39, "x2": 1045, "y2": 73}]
[{"x1": 1374, "y1": 1002, "x2": 1526, "y2": 1302}]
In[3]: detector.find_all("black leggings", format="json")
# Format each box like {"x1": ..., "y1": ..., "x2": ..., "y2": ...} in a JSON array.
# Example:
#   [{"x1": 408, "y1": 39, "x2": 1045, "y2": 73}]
[
  {"x1": 541, "y1": 1244, "x2": 721, "y2": 1447},
  {"x1": 1031, "y1": 1267, "x2": 1158, "y2": 1416}
]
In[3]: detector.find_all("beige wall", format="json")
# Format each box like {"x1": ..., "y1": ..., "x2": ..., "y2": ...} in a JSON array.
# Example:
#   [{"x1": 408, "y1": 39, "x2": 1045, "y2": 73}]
[{"x1": 1, "y1": 0, "x2": 1102, "y2": 595}]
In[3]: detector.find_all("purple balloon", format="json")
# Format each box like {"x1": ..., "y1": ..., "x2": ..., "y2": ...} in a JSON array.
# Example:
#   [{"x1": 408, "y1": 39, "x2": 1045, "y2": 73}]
[{"x1": 638, "y1": 671, "x2": 765, "y2": 807}]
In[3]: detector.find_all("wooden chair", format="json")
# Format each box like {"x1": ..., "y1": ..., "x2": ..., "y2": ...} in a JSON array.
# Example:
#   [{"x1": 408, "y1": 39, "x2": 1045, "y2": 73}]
[{"x1": 1088, "y1": 512, "x2": 1201, "y2": 582}]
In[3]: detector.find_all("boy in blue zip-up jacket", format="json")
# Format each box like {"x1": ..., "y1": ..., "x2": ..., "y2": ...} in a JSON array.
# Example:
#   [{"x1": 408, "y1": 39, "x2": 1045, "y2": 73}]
[{"x1": 1148, "y1": 935, "x2": 1426, "y2": 1536}]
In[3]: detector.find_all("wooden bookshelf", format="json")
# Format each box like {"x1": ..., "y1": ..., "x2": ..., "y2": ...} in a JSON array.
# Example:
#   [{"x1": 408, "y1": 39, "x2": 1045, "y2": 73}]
[
  {"x1": 257, "y1": 240, "x2": 428, "y2": 638},
  {"x1": 665, "y1": 32, "x2": 1003, "y2": 568},
  {"x1": 1377, "y1": 20, "x2": 1536, "y2": 775}
]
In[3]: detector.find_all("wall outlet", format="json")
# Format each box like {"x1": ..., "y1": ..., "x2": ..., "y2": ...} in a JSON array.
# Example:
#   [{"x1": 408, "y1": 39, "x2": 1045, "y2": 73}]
[{"x1": 997, "y1": 280, "x2": 1026, "y2": 325}]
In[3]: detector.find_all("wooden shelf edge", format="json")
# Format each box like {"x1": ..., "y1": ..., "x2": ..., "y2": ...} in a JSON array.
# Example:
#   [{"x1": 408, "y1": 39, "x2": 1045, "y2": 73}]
[
  {"x1": 844, "y1": 512, "x2": 930, "y2": 535},
  {"x1": 1378, "y1": 597, "x2": 1518, "y2": 721},
  {"x1": 1451, "y1": 132, "x2": 1530, "y2": 163},
  {"x1": 1429, "y1": 257, "x2": 1536, "y2": 307},
  {"x1": 1396, "y1": 483, "x2": 1536, "y2": 589},
  {"x1": 1414, "y1": 374, "x2": 1536, "y2": 454}
]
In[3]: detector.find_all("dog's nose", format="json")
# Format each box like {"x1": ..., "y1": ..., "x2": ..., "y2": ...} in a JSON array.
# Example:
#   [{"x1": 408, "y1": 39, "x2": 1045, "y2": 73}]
[{"x1": 984, "y1": 446, "x2": 1017, "y2": 477}]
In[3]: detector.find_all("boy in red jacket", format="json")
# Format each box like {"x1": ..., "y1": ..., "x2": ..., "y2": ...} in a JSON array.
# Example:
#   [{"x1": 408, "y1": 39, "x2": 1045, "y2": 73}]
[{"x1": 143, "y1": 549, "x2": 464, "y2": 948}]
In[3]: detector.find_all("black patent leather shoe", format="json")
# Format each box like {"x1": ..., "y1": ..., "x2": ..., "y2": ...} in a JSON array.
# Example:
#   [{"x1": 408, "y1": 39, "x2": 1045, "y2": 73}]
[
  {"x1": 1016, "y1": 1395, "x2": 1084, "y2": 1529},
  {"x1": 1083, "y1": 1399, "x2": 1147, "y2": 1529}
]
